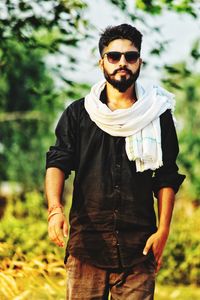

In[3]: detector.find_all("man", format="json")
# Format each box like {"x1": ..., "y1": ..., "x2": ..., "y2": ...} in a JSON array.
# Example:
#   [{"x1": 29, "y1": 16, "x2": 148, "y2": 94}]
[{"x1": 45, "y1": 24, "x2": 185, "y2": 300}]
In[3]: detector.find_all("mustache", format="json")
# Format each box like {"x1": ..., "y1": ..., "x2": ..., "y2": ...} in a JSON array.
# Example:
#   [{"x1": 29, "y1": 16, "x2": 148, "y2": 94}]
[{"x1": 112, "y1": 67, "x2": 132, "y2": 76}]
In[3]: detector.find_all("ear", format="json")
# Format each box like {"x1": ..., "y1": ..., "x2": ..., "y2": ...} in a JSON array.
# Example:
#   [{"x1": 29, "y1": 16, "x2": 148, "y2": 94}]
[
  {"x1": 99, "y1": 58, "x2": 104, "y2": 71},
  {"x1": 139, "y1": 57, "x2": 143, "y2": 66}
]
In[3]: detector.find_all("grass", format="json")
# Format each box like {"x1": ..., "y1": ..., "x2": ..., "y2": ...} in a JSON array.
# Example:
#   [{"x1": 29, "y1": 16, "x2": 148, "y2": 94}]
[
  {"x1": 0, "y1": 273, "x2": 66, "y2": 300},
  {"x1": 1, "y1": 266, "x2": 200, "y2": 300},
  {"x1": 0, "y1": 254, "x2": 66, "y2": 300},
  {"x1": 155, "y1": 284, "x2": 200, "y2": 300}
]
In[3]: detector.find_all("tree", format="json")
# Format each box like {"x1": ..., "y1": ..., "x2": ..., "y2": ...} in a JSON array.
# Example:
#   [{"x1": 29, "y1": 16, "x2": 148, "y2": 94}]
[
  {"x1": 161, "y1": 47, "x2": 200, "y2": 203},
  {"x1": 0, "y1": 0, "x2": 90, "y2": 190},
  {"x1": 108, "y1": 0, "x2": 197, "y2": 16},
  {"x1": 0, "y1": 40, "x2": 61, "y2": 189},
  {"x1": 0, "y1": 0, "x2": 90, "y2": 82},
  {"x1": 107, "y1": 0, "x2": 199, "y2": 65}
]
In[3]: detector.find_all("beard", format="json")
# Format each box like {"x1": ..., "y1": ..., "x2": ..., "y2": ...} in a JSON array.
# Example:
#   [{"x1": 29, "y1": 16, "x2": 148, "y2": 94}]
[{"x1": 103, "y1": 66, "x2": 141, "y2": 93}]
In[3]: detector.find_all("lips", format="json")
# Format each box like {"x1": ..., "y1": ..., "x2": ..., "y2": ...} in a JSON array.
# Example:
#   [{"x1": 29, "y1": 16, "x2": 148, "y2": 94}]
[
  {"x1": 118, "y1": 70, "x2": 127, "y2": 73},
  {"x1": 112, "y1": 68, "x2": 131, "y2": 76}
]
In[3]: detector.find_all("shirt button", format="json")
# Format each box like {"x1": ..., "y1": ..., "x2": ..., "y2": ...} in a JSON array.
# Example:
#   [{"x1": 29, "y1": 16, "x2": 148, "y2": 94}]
[{"x1": 116, "y1": 230, "x2": 119, "y2": 234}]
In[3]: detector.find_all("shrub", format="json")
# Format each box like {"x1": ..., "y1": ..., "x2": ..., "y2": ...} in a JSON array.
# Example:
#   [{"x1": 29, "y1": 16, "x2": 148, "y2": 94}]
[{"x1": 157, "y1": 203, "x2": 200, "y2": 285}]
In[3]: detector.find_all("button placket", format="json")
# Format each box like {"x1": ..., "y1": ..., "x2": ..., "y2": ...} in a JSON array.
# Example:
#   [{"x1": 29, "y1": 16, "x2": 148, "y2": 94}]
[{"x1": 112, "y1": 138, "x2": 123, "y2": 258}]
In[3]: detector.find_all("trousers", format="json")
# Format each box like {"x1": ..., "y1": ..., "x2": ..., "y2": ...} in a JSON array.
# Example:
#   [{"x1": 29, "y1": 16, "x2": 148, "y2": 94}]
[{"x1": 65, "y1": 255, "x2": 156, "y2": 300}]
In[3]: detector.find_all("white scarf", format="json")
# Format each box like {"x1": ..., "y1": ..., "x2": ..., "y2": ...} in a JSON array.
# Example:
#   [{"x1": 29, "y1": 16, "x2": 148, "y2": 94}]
[{"x1": 84, "y1": 79, "x2": 175, "y2": 172}]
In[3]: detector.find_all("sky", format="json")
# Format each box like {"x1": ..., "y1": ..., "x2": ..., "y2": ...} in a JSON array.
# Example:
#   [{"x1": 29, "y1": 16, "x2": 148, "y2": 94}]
[{"x1": 63, "y1": 0, "x2": 200, "y2": 88}]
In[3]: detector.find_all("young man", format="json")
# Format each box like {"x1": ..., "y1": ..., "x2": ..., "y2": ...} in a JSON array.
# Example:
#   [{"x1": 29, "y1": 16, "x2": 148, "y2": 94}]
[{"x1": 45, "y1": 24, "x2": 185, "y2": 300}]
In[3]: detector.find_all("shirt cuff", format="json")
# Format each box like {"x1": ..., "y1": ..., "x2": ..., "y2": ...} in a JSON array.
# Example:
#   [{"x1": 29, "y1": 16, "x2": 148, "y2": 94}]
[{"x1": 153, "y1": 173, "x2": 186, "y2": 197}]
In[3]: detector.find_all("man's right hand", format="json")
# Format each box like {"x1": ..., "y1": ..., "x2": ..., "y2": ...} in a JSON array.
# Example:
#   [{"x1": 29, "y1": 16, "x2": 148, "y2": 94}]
[{"x1": 48, "y1": 213, "x2": 68, "y2": 248}]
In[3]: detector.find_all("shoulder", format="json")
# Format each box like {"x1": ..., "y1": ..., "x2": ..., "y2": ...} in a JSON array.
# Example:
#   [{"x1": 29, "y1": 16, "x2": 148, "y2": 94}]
[
  {"x1": 68, "y1": 98, "x2": 85, "y2": 110},
  {"x1": 61, "y1": 98, "x2": 85, "y2": 120},
  {"x1": 66, "y1": 97, "x2": 85, "y2": 113},
  {"x1": 160, "y1": 109, "x2": 174, "y2": 127},
  {"x1": 160, "y1": 109, "x2": 177, "y2": 141}
]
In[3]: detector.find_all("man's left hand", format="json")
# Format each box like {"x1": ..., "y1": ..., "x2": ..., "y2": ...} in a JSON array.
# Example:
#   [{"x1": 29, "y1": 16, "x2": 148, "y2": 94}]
[{"x1": 143, "y1": 229, "x2": 169, "y2": 273}]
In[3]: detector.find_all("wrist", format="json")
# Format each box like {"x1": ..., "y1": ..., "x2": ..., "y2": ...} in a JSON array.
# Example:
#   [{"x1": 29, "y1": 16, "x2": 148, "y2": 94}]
[
  {"x1": 48, "y1": 211, "x2": 65, "y2": 222},
  {"x1": 157, "y1": 226, "x2": 170, "y2": 236},
  {"x1": 48, "y1": 204, "x2": 64, "y2": 222},
  {"x1": 48, "y1": 204, "x2": 63, "y2": 214}
]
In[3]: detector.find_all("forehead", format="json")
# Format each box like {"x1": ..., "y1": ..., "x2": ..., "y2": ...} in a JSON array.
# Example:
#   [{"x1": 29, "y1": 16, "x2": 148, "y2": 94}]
[{"x1": 103, "y1": 39, "x2": 138, "y2": 53}]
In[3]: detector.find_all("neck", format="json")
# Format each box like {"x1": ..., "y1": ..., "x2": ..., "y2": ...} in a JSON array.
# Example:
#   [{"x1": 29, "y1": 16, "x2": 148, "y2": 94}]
[{"x1": 105, "y1": 82, "x2": 137, "y2": 111}]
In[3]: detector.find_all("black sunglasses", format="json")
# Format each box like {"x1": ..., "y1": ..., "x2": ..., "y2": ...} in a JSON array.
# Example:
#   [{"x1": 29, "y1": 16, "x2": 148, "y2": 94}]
[{"x1": 103, "y1": 51, "x2": 140, "y2": 64}]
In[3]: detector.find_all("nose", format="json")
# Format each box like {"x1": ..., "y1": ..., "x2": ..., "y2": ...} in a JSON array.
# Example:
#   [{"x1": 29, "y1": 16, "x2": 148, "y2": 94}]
[{"x1": 118, "y1": 54, "x2": 127, "y2": 66}]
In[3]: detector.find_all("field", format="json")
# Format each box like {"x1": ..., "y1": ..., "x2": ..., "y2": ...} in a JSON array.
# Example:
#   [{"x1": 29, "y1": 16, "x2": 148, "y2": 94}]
[
  {"x1": 0, "y1": 249, "x2": 199, "y2": 300},
  {"x1": 1, "y1": 268, "x2": 200, "y2": 300},
  {"x1": 0, "y1": 192, "x2": 199, "y2": 300}
]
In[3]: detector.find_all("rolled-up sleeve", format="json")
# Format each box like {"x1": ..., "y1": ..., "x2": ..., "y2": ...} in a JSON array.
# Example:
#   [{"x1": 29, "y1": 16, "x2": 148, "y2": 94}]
[
  {"x1": 153, "y1": 109, "x2": 185, "y2": 197},
  {"x1": 46, "y1": 105, "x2": 76, "y2": 179}
]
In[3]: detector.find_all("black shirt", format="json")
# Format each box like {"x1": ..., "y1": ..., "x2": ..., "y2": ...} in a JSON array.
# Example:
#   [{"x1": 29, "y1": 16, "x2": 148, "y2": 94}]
[{"x1": 46, "y1": 90, "x2": 185, "y2": 269}]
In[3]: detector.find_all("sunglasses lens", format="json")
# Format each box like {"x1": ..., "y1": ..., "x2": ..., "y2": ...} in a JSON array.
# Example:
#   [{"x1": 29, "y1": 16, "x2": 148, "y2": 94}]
[
  {"x1": 106, "y1": 52, "x2": 121, "y2": 63},
  {"x1": 105, "y1": 51, "x2": 140, "y2": 64},
  {"x1": 125, "y1": 52, "x2": 140, "y2": 63}
]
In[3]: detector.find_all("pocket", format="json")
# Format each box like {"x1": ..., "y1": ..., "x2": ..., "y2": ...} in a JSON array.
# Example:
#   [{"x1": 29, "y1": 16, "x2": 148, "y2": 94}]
[
  {"x1": 143, "y1": 253, "x2": 157, "y2": 276},
  {"x1": 151, "y1": 250, "x2": 158, "y2": 268}
]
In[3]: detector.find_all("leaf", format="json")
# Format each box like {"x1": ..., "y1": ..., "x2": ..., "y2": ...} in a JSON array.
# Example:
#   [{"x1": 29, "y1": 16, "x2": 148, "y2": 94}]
[
  {"x1": 164, "y1": 65, "x2": 180, "y2": 74},
  {"x1": 110, "y1": 0, "x2": 127, "y2": 10}
]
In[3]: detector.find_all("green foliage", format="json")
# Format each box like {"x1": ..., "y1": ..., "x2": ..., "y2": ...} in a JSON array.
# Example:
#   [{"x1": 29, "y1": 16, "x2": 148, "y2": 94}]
[
  {"x1": 0, "y1": 0, "x2": 91, "y2": 190},
  {"x1": 0, "y1": 0, "x2": 88, "y2": 52},
  {"x1": 135, "y1": 0, "x2": 197, "y2": 17},
  {"x1": 108, "y1": 0, "x2": 198, "y2": 19},
  {"x1": 109, "y1": 0, "x2": 198, "y2": 17},
  {"x1": 155, "y1": 284, "x2": 200, "y2": 300},
  {"x1": 0, "y1": 191, "x2": 64, "y2": 259},
  {"x1": 0, "y1": 39, "x2": 64, "y2": 189},
  {"x1": 0, "y1": 37, "x2": 90, "y2": 189},
  {"x1": 191, "y1": 40, "x2": 200, "y2": 61},
  {"x1": 161, "y1": 57, "x2": 200, "y2": 202},
  {"x1": 107, "y1": 0, "x2": 199, "y2": 74},
  {"x1": 109, "y1": 0, "x2": 127, "y2": 11},
  {"x1": 0, "y1": 35, "x2": 90, "y2": 189},
  {"x1": 158, "y1": 205, "x2": 200, "y2": 286},
  {"x1": 0, "y1": 0, "x2": 90, "y2": 88}
]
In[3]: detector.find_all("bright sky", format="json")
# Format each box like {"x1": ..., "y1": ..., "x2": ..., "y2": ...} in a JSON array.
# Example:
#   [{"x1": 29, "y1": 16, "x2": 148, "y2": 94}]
[{"x1": 64, "y1": 0, "x2": 200, "y2": 87}]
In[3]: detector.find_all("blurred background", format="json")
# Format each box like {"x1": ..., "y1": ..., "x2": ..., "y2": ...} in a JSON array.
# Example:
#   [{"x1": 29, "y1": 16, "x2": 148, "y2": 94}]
[{"x1": 0, "y1": 0, "x2": 200, "y2": 299}]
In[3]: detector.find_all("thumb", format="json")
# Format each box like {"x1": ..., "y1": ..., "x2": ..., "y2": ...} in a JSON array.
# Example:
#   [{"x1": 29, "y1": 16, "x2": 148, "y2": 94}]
[
  {"x1": 143, "y1": 236, "x2": 153, "y2": 256},
  {"x1": 63, "y1": 221, "x2": 68, "y2": 238}
]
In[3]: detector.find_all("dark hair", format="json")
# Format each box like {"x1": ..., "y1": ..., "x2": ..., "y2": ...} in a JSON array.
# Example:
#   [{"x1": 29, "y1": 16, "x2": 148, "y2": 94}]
[{"x1": 99, "y1": 23, "x2": 143, "y2": 57}]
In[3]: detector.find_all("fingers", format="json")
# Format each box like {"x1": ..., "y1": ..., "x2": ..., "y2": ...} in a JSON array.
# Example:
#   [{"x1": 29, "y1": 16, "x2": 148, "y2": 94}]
[
  {"x1": 53, "y1": 224, "x2": 65, "y2": 247},
  {"x1": 48, "y1": 214, "x2": 67, "y2": 247},
  {"x1": 49, "y1": 226, "x2": 64, "y2": 247},
  {"x1": 155, "y1": 257, "x2": 162, "y2": 273},
  {"x1": 152, "y1": 242, "x2": 164, "y2": 262},
  {"x1": 143, "y1": 234, "x2": 154, "y2": 255},
  {"x1": 143, "y1": 231, "x2": 167, "y2": 274},
  {"x1": 63, "y1": 221, "x2": 68, "y2": 238}
]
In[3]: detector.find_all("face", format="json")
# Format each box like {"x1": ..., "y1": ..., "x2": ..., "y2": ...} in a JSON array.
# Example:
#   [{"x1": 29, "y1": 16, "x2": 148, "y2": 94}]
[{"x1": 99, "y1": 39, "x2": 142, "y2": 92}]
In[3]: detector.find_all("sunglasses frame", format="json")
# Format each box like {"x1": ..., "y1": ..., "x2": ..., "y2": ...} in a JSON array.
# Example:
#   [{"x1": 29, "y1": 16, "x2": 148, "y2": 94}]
[{"x1": 102, "y1": 51, "x2": 140, "y2": 64}]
